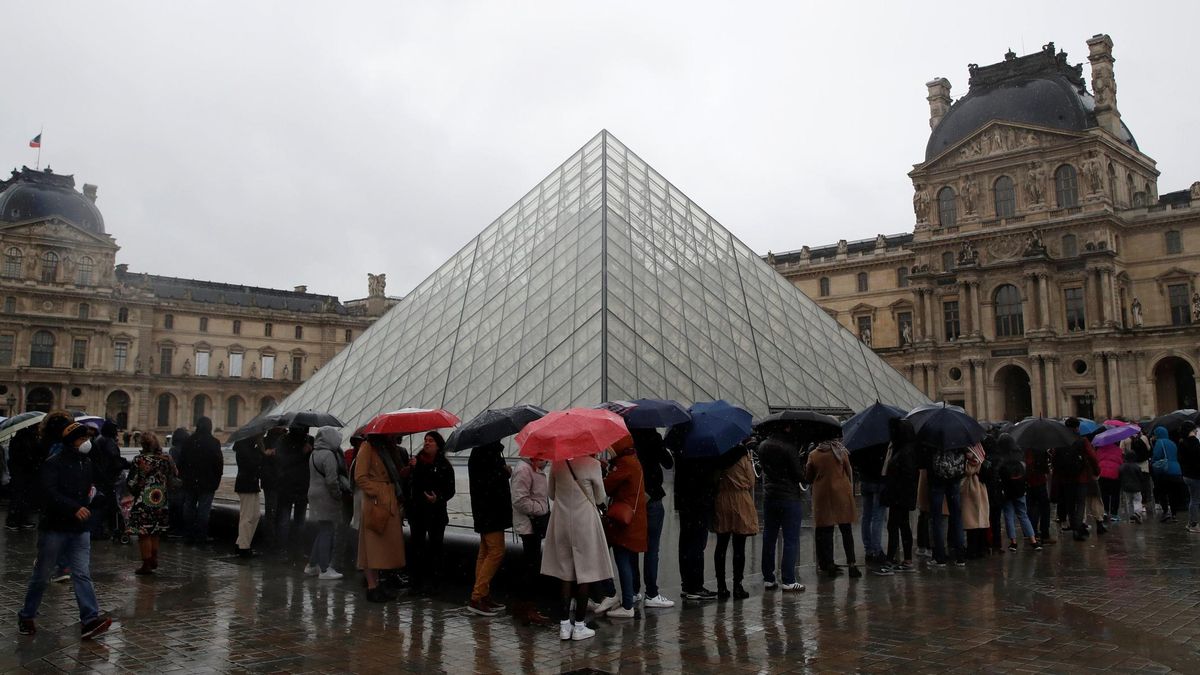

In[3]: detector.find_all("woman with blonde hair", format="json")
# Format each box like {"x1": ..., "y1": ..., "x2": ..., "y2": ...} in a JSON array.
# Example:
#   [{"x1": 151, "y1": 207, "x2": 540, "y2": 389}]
[{"x1": 126, "y1": 432, "x2": 175, "y2": 575}]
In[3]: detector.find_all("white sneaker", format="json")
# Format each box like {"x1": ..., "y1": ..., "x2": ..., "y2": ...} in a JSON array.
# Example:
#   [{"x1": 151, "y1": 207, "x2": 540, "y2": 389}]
[
  {"x1": 781, "y1": 582, "x2": 806, "y2": 592},
  {"x1": 607, "y1": 605, "x2": 635, "y2": 619},
  {"x1": 585, "y1": 599, "x2": 599, "y2": 612},
  {"x1": 644, "y1": 594, "x2": 675, "y2": 608},
  {"x1": 559, "y1": 620, "x2": 573, "y2": 640},
  {"x1": 915, "y1": 548, "x2": 931, "y2": 558},
  {"x1": 594, "y1": 594, "x2": 620, "y2": 616},
  {"x1": 571, "y1": 621, "x2": 596, "y2": 641},
  {"x1": 764, "y1": 581, "x2": 778, "y2": 590},
  {"x1": 632, "y1": 592, "x2": 644, "y2": 604},
  {"x1": 303, "y1": 564, "x2": 319, "y2": 577},
  {"x1": 318, "y1": 569, "x2": 344, "y2": 580}
]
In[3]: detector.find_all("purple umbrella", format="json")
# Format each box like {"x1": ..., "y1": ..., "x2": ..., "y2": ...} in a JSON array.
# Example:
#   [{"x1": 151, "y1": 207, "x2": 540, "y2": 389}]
[{"x1": 1092, "y1": 424, "x2": 1140, "y2": 448}]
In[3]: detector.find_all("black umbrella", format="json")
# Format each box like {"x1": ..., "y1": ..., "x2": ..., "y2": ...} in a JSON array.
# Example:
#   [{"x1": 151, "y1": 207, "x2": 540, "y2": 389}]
[
  {"x1": 227, "y1": 413, "x2": 291, "y2": 443},
  {"x1": 905, "y1": 402, "x2": 985, "y2": 450},
  {"x1": 841, "y1": 402, "x2": 907, "y2": 451},
  {"x1": 1143, "y1": 410, "x2": 1200, "y2": 435},
  {"x1": 1008, "y1": 417, "x2": 1077, "y2": 450},
  {"x1": 754, "y1": 410, "x2": 842, "y2": 442},
  {"x1": 281, "y1": 410, "x2": 345, "y2": 429},
  {"x1": 445, "y1": 405, "x2": 548, "y2": 453},
  {"x1": 621, "y1": 399, "x2": 691, "y2": 429}
]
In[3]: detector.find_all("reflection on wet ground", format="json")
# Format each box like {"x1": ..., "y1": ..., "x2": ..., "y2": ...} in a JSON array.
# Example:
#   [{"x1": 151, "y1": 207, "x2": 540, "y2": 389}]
[{"x1": 4, "y1": 494, "x2": 1200, "y2": 672}]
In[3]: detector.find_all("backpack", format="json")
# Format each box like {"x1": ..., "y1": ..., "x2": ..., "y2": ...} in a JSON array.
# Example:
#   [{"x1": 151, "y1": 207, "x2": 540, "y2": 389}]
[
  {"x1": 931, "y1": 448, "x2": 966, "y2": 482},
  {"x1": 1131, "y1": 435, "x2": 1151, "y2": 463},
  {"x1": 1030, "y1": 447, "x2": 1051, "y2": 475},
  {"x1": 1053, "y1": 442, "x2": 1083, "y2": 477}
]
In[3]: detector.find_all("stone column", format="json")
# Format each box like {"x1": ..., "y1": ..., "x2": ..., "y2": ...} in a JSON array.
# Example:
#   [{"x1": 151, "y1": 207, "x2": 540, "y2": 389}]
[
  {"x1": 1082, "y1": 273, "x2": 1097, "y2": 329},
  {"x1": 960, "y1": 281, "x2": 975, "y2": 336},
  {"x1": 1100, "y1": 268, "x2": 1115, "y2": 326},
  {"x1": 1038, "y1": 273, "x2": 1052, "y2": 330},
  {"x1": 915, "y1": 289, "x2": 927, "y2": 341},
  {"x1": 925, "y1": 290, "x2": 938, "y2": 342},
  {"x1": 1030, "y1": 357, "x2": 1045, "y2": 417},
  {"x1": 971, "y1": 282, "x2": 983, "y2": 337},
  {"x1": 1044, "y1": 357, "x2": 1060, "y2": 417},
  {"x1": 971, "y1": 359, "x2": 988, "y2": 420},
  {"x1": 1093, "y1": 269, "x2": 1107, "y2": 328},
  {"x1": 1105, "y1": 352, "x2": 1121, "y2": 418},
  {"x1": 1023, "y1": 274, "x2": 1038, "y2": 333}
]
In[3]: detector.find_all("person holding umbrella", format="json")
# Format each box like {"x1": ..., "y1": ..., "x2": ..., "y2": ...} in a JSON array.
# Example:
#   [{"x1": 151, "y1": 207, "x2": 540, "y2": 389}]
[
  {"x1": 632, "y1": 427, "x2": 675, "y2": 608},
  {"x1": 467, "y1": 441, "x2": 513, "y2": 617},
  {"x1": 806, "y1": 432, "x2": 860, "y2": 578},
  {"x1": 510, "y1": 449, "x2": 552, "y2": 624},
  {"x1": 875, "y1": 418, "x2": 918, "y2": 575},
  {"x1": 603, "y1": 434, "x2": 648, "y2": 617},
  {"x1": 408, "y1": 431, "x2": 456, "y2": 595},
  {"x1": 179, "y1": 417, "x2": 223, "y2": 545},
  {"x1": 1177, "y1": 422, "x2": 1200, "y2": 533},
  {"x1": 273, "y1": 425, "x2": 312, "y2": 560},
  {"x1": 757, "y1": 423, "x2": 807, "y2": 592},
  {"x1": 712, "y1": 441, "x2": 758, "y2": 600}
]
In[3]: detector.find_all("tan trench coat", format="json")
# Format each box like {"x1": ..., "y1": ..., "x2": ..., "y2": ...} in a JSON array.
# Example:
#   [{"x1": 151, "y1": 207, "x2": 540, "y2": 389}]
[
  {"x1": 354, "y1": 440, "x2": 406, "y2": 570},
  {"x1": 541, "y1": 456, "x2": 613, "y2": 584},
  {"x1": 713, "y1": 453, "x2": 759, "y2": 535},
  {"x1": 806, "y1": 442, "x2": 858, "y2": 528},
  {"x1": 960, "y1": 446, "x2": 990, "y2": 530}
]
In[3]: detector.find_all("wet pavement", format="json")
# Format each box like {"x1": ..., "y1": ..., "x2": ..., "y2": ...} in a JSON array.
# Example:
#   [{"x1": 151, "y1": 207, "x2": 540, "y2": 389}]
[{"x1": 3, "y1": 505, "x2": 1200, "y2": 673}]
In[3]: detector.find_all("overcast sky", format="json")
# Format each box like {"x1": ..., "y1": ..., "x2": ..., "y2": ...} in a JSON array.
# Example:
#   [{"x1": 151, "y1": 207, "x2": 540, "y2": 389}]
[{"x1": 4, "y1": 1, "x2": 1197, "y2": 301}]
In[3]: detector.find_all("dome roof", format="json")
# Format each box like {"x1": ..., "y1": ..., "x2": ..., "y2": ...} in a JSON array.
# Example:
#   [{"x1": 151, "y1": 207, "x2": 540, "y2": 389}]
[
  {"x1": 0, "y1": 166, "x2": 105, "y2": 234},
  {"x1": 925, "y1": 44, "x2": 1137, "y2": 162}
]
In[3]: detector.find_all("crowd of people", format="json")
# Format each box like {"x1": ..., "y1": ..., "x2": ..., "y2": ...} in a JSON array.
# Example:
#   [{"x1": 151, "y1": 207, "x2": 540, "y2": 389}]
[{"x1": 6, "y1": 406, "x2": 1200, "y2": 644}]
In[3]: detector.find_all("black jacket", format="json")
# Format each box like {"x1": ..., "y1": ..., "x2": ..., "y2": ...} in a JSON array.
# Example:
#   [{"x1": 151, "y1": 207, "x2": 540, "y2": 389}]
[
  {"x1": 409, "y1": 453, "x2": 456, "y2": 525},
  {"x1": 234, "y1": 439, "x2": 264, "y2": 493},
  {"x1": 180, "y1": 417, "x2": 224, "y2": 493},
  {"x1": 91, "y1": 434, "x2": 127, "y2": 486},
  {"x1": 672, "y1": 453, "x2": 719, "y2": 516},
  {"x1": 468, "y1": 443, "x2": 512, "y2": 534},
  {"x1": 757, "y1": 433, "x2": 806, "y2": 502},
  {"x1": 850, "y1": 443, "x2": 887, "y2": 483},
  {"x1": 39, "y1": 446, "x2": 97, "y2": 533},
  {"x1": 1178, "y1": 435, "x2": 1200, "y2": 480},
  {"x1": 7, "y1": 427, "x2": 45, "y2": 479},
  {"x1": 275, "y1": 430, "x2": 311, "y2": 498},
  {"x1": 882, "y1": 441, "x2": 919, "y2": 510},
  {"x1": 633, "y1": 428, "x2": 673, "y2": 502}
]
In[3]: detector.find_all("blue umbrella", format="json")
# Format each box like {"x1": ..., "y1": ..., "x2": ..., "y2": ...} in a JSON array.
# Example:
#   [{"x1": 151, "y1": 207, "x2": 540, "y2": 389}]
[
  {"x1": 841, "y1": 402, "x2": 907, "y2": 451},
  {"x1": 621, "y1": 399, "x2": 691, "y2": 429},
  {"x1": 674, "y1": 400, "x2": 753, "y2": 457},
  {"x1": 905, "y1": 402, "x2": 985, "y2": 450},
  {"x1": 1075, "y1": 418, "x2": 1102, "y2": 436}
]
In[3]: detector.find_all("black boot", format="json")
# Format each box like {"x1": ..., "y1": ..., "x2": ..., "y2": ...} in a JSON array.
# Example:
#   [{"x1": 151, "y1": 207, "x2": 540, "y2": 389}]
[
  {"x1": 716, "y1": 581, "x2": 730, "y2": 600},
  {"x1": 732, "y1": 582, "x2": 749, "y2": 600}
]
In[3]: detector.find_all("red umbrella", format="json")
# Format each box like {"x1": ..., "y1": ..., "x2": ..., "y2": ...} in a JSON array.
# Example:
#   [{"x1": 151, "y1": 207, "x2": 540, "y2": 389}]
[
  {"x1": 360, "y1": 408, "x2": 460, "y2": 436},
  {"x1": 516, "y1": 408, "x2": 630, "y2": 462}
]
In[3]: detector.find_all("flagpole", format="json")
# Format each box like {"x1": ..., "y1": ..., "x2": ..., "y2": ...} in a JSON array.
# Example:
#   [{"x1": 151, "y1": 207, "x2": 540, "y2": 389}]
[{"x1": 36, "y1": 126, "x2": 42, "y2": 170}]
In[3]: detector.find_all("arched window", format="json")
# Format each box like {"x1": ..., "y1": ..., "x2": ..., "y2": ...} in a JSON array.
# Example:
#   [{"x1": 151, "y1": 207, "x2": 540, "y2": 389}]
[
  {"x1": 942, "y1": 251, "x2": 955, "y2": 272},
  {"x1": 30, "y1": 330, "x2": 55, "y2": 367},
  {"x1": 818, "y1": 277, "x2": 830, "y2": 297},
  {"x1": 994, "y1": 284, "x2": 1024, "y2": 337},
  {"x1": 856, "y1": 272, "x2": 869, "y2": 293},
  {"x1": 1108, "y1": 163, "x2": 1117, "y2": 201},
  {"x1": 1166, "y1": 230, "x2": 1183, "y2": 254},
  {"x1": 118, "y1": 307, "x2": 129, "y2": 323},
  {"x1": 164, "y1": 314, "x2": 174, "y2": 329},
  {"x1": 156, "y1": 393, "x2": 173, "y2": 427},
  {"x1": 1055, "y1": 165, "x2": 1079, "y2": 208},
  {"x1": 78, "y1": 303, "x2": 90, "y2": 320},
  {"x1": 40, "y1": 251, "x2": 59, "y2": 283},
  {"x1": 1061, "y1": 234, "x2": 1078, "y2": 258},
  {"x1": 897, "y1": 267, "x2": 910, "y2": 288},
  {"x1": 259, "y1": 396, "x2": 276, "y2": 414},
  {"x1": 226, "y1": 396, "x2": 241, "y2": 428},
  {"x1": 3, "y1": 248, "x2": 22, "y2": 278},
  {"x1": 937, "y1": 187, "x2": 957, "y2": 227},
  {"x1": 192, "y1": 395, "x2": 209, "y2": 426},
  {"x1": 1126, "y1": 173, "x2": 1136, "y2": 206},
  {"x1": 993, "y1": 176, "x2": 1016, "y2": 218},
  {"x1": 76, "y1": 256, "x2": 94, "y2": 286}
]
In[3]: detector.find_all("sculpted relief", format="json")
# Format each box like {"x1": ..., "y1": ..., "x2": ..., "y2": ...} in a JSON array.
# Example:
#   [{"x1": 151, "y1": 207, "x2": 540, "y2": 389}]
[{"x1": 940, "y1": 125, "x2": 1062, "y2": 168}]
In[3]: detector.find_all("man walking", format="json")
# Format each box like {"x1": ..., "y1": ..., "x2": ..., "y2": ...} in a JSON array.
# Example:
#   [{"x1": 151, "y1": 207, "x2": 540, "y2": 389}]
[{"x1": 17, "y1": 422, "x2": 112, "y2": 639}]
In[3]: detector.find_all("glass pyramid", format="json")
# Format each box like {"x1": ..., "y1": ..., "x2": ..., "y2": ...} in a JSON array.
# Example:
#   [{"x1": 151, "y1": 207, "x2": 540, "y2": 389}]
[{"x1": 276, "y1": 131, "x2": 928, "y2": 435}]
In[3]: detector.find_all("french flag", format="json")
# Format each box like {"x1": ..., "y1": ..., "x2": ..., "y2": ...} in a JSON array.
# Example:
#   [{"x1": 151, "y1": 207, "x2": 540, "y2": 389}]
[{"x1": 29, "y1": 133, "x2": 40, "y2": 148}]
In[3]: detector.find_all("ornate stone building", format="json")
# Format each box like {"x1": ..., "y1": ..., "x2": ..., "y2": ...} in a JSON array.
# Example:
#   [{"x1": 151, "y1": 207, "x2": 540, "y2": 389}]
[
  {"x1": 770, "y1": 35, "x2": 1200, "y2": 422},
  {"x1": 0, "y1": 165, "x2": 395, "y2": 439}
]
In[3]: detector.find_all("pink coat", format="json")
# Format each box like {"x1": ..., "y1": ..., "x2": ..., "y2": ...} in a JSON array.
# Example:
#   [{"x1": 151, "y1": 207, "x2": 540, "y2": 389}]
[{"x1": 1096, "y1": 444, "x2": 1123, "y2": 480}]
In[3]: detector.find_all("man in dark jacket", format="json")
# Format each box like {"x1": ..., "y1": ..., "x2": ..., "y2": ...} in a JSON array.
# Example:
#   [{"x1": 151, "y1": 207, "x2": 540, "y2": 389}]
[
  {"x1": 179, "y1": 417, "x2": 223, "y2": 544},
  {"x1": 633, "y1": 428, "x2": 675, "y2": 608},
  {"x1": 234, "y1": 437, "x2": 265, "y2": 557},
  {"x1": 1057, "y1": 417, "x2": 1101, "y2": 541},
  {"x1": 6, "y1": 427, "x2": 45, "y2": 530},
  {"x1": 17, "y1": 422, "x2": 112, "y2": 639},
  {"x1": 672, "y1": 438, "x2": 720, "y2": 602},
  {"x1": 757, "y1": 427, "x2": 808, "y2": 590},
  {"x1": 272, "y1": 426, "x2": 311, "y2": 558},
  {"x1": 89, "y1": 420, "x2": 127, "y2": 540},
  {"x1": 851, "y1": 441, "x2": 888, "y2": 563},
  {"x1": 467, "y1": 441, "x2": 512, "y2": 616}
]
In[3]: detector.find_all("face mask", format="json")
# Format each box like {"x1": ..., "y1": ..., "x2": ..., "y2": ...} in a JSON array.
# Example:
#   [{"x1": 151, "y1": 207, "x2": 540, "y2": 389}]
[{"x1": 77, "y1": 440, "x2": 92, "y2": 455}]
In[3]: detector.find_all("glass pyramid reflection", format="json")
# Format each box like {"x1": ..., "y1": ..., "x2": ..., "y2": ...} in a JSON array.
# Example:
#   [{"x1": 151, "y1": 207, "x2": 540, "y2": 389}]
[{"x1": 275, "y1": 131, "x2": 928, "y2": 434}]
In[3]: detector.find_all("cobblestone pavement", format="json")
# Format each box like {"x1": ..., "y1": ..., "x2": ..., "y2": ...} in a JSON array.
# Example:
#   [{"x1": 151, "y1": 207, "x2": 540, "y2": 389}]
[{"x1": 3, "y1": 511, "x2": 1200, "y2": 674}]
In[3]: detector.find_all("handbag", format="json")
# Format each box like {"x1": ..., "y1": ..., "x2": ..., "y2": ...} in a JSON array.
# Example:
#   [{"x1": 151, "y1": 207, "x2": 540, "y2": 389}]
[
  {"x1": 363, "y1": 497, "x2": 390, "y2": 534},
  {"x1": 605, "y1": 472, "x2": 642, "y2": 528}
]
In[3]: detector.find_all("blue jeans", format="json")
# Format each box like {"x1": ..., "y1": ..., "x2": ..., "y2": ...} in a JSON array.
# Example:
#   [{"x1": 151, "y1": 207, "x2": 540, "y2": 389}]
[
  {"x1": 1185, "y1": 477, "x2": 1200, "y2": 526},
  {"x1": 613, "y1": 545, "x2": 639, "y2": 609},
  {"x1": 761, "y1": 497, "x2": 803, "y2": 584},
  {"x1": 643, "y1": 499, "x2": 665, "y2": 597},
  {"x1": 20, "y1": 530, "x2": 100, "y2": 623},
  {"x1": 860, "y1": 481, "x2": 886, "y2": 557},
  {"x1": 928, "y1": 479, "x2": 964, "y2": 562},
  {"x1": 183, "y1": 490, "x2": 215, "y2": 542},
  {"x1": 1003, "y1": 495, "x2": 1036, "y2": 540},
  {"x1": 308, "y1": 520, "x2": 336, "y2": 571}
]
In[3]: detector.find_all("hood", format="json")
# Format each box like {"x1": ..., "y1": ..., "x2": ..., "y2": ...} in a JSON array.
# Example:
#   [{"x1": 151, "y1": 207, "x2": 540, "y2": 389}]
[
  {"x1": 314, "y1": 426, "x2": 343, "y2": 454},
  {"x1": 101, "y1": 420, "x2": 119, "y2": 438},
  {"x1": 171, "y1": 428, "x2": 190, "y2": 447},
  {"x1": 194, "y1": 416, "x2": 213, "y2": 437},
  {"x1": 996, "y1": 433, "x2": 1019, "y2": 457},
  {"x1": 1154, "y1": 426, "x2": 1170, "y2": 440}
]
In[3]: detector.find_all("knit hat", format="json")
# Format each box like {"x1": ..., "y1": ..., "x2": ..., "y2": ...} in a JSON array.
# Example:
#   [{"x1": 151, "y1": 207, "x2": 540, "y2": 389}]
[{"x1": 62, "y1": 422, "x2": 90, "y2": 444}]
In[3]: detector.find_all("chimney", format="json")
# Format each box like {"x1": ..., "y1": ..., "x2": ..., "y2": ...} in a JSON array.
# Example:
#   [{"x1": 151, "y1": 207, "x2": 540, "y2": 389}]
[
  {"x1": 82, "y1": 184, "x2": 98, "y2": 203},
  {"x1": 1087, "y1": 34, "x2": 1121, "y2": 135},
  {"x1": 115, "y1": 263, "x2": 128, "y2": 274},
  {"x1": 294, "y1": 285, "x2": 307, "y2": 294},
  {"x1": 926, "y1": 78, "x2": 952, "y2": 129}
]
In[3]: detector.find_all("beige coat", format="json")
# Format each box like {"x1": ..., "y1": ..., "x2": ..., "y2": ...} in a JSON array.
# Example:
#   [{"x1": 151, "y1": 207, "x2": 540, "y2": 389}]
[
  {"x1": 541, "y1": 456, "x2": 613, "y2": 584},
  {"x1": 805, "y1": 442, "x2": 858, "y2": 528},
  {"x1": 960, "y1": 446, "x2": 990, "y2": 530},
  {"x1": 713, "y1": 453, "x2": 759, "y2": 535},
  {"x1": 354, "y1": 440, "x2": 406, "y2": 570}
]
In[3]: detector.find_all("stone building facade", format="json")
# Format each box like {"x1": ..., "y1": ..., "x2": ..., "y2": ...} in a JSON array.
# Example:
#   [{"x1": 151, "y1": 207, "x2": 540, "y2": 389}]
[
  {"x1": 0, "y1": 165, "x2": 395, "y2": 439},
  {"x1": 770, "y1": 35, "x2": 1200, "y2": 422}
]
